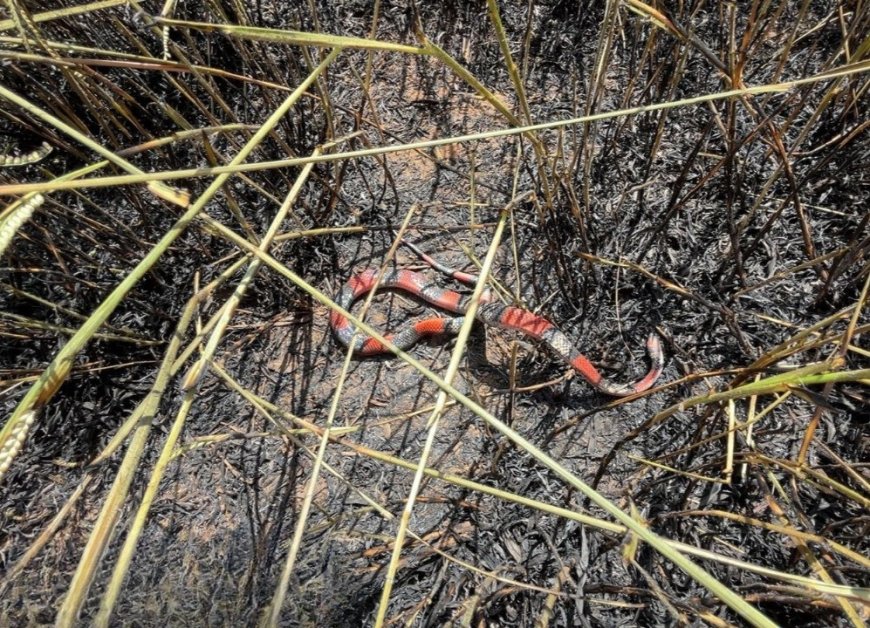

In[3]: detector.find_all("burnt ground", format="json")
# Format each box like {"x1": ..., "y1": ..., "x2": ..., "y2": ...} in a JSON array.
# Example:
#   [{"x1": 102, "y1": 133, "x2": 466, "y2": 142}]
[{"x1": 0, "y1": 1, "x2": 868, "y2": 626}]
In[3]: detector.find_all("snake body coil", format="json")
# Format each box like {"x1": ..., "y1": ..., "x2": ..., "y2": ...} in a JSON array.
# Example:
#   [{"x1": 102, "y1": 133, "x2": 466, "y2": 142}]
[{"x1": 331, "y1": 244, "x2": 664, "y2": 397}]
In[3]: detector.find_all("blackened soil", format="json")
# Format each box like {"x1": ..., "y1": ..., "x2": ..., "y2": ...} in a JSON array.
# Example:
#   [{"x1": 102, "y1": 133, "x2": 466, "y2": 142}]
[{"x1": 1, "y1": 1, "x2": 867, "y2": 626}]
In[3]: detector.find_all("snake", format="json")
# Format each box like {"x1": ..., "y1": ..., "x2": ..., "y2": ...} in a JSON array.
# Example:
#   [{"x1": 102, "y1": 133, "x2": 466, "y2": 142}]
[{"x1": 330, "y1": 240, "x2": 664, "y2": 397}]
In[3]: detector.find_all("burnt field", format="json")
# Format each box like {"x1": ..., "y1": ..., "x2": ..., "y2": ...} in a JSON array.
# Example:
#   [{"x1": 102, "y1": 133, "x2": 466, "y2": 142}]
[{"x1": 0, "y1": 1, "x2": 868, "y2": 625}]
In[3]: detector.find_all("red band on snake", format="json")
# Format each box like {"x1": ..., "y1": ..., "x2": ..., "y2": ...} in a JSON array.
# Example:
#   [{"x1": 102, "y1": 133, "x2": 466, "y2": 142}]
[{"x1": 330, "y1": 242, "x2": 664, "y2": 397}]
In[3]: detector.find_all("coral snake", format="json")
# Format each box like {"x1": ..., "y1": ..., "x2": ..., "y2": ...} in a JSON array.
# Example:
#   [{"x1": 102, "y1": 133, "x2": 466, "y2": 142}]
[{"x1": 330, "y1": 239, "x2": 664, "y2": 397}]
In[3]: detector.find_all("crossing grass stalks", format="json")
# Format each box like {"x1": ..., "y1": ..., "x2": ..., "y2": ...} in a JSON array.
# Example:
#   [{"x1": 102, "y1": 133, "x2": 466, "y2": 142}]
[{"x1": 0, "y1": 1, "x2": 868, "y2": 625}]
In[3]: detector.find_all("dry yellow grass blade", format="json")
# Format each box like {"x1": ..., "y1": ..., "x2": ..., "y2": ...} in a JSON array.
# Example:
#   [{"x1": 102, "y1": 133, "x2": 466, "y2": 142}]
[
  {"x1": 4, "y1": 61, "x2": 866, "y2": 197},
  {"x1": 374, "y1": 209, "x2": 510, "y2": 626},
  {"x1": 152, "y1": 16, "x2": 425, "y2": 55},
  {"x1": 259, "y1": 209, "x2": 421, "y2": 627},
  {"x1": 0, "y1": 0, "x2": 137, "y2": 32}
]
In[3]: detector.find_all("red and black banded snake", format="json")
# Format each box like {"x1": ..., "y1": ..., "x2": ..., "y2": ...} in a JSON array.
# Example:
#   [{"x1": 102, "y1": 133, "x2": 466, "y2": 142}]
[{"x1": 330, "y1": 240, "x2": 664, "y2": 396}]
